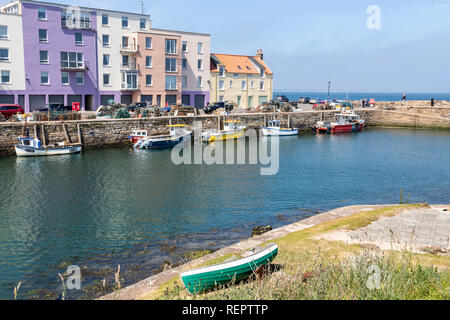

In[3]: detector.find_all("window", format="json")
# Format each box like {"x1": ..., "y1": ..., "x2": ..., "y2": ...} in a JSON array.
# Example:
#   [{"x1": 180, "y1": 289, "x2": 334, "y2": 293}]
[
  {"x1": 219, "y1": 95, "x2": 224, "y2": 102},
  {"x1": 182, "y1": 75, "x2": 187, "y2": 87},
  {"x1": 102, "y1": 14, "x2": 109, "y2": 26},
  {"x1": 121, "y1": 36, "x2": 128, "y2": 48},
  {"x1": 165, "y1": 58, "x2": 177, "y2": 72},
  {"x1": 250, "y1": 80, "x2": 254, "y2": 88},
  {"x1": 103, "y1": 54, "x2": 110, "y2": 66},
  {"x1": 146, "y1": 56, "x2": 152, "y2": 68},
  {"x1": 145, "y1": 37, "x2": 152, "y2": 49},
  {"x1": 39, "y1": 29, "x2": 47, "y2": 42},
  {"x1": 0, "y1": 26, "x2": 8, "y2": 39},
  {"x1": 122, "y1": 16, "x2": 128, "y2": 28},
  {"x1": 260, "y1": 69, "x2": 265, "y2": 78},
  {"x1": 229, "y1": 80, "x2": 233, "y2": 88},
  {"x1": 1, "y1": 70, "x2": 10, "y2": 83},
  {"x1": 76, "y1": 72, "x2": 84, "y2": 85},
  {"x1": 0, "y1": 48, "x2": 9, "y2": 61},
  {"x1": 102, "y1": 34, "x2": 109, "y2": 47},
  {"x1": 219, "y1": 80, "x2": 225, "y2": 90},
  {"x1": 165, "y1": 75, "x2": 177, "y2": 90},
  {"x1": 40, "y1": 50, "x2": 48, "y2": 64},
  {"x1": 122, "y1": 55, "x2": 129, "y2": 67},
  {"x1": 140, "y1": 18, "x2": 146, "y2": 30},
  {"x1": 103, "y1": 73, "x2": 110, "y2": 85},
  {"x1": 197, "y1": 42, "x2": 203, "y2": 54},
  {"x1": 38, "y1": 7, "x2": 46, "y2": 20},
  {"x1": 61, "y1": 72, "x2": 69, "y2": 85},
  {"x1": 197, "y1": 59, "x2": 203, "y2": 71},
  {"x1": 75, "y1": 32, "x2": 83, "y2": 45},
  {"x1": 165, "y1": 39, "x2": 176, "y2": 54},
  {"x1": 61, "y1": 10, "x2": 91, "y2": 29},
  {"x1": 260, "y1": 81, "x2": 265, "y2": 90},
  {"x1": 182, "y1": 59, "x2": 187, "y2": 70},
  {"x1": 233, "y1": 73, "x2": 238, "y2": 78},
  {"x1": 219, "y1": 66, "x2": 225, "y2": 77},
  {"x1": 61, "y1": 52, "x2": 84, "y2": 69},
  {"x1": 241, "y1": 80, "x2": 246, "y2": 91},
  {"x1": 146, "y1": 74, "x2": 152, "y2": 86},
  {"x1": 40, "y1": 71, "x2": 49, "y2": 85},
  {"x1": 182, "y1": 41, "x2": 187, "y2": 52},
  {"x1": 197, "y1": 76, "x2": 202, "y2": 88}
]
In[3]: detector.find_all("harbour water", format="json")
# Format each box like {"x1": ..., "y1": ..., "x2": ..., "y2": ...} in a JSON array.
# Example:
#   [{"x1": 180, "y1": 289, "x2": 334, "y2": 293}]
[
  {"x1": 0, "y1": 128, "x2": 449, "y2": 299},
  {"x1": 275, "y1": 91, "x2": 450, "y2": 102}
]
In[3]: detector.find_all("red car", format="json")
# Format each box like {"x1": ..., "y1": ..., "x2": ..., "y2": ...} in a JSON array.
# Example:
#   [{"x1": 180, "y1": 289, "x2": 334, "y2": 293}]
[{"x1": 0, "y1": 104, "x2": 24, "y2": 119}]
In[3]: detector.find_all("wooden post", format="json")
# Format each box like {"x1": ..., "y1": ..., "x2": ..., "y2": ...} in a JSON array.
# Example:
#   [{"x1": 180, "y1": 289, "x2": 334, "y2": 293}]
[
  {"x1": 264, "y1": 115, "x2": 267, "y2": 127},
  {"x1": 33, "y1": 124, "x2": 38, "y2": 139},
  {"x1": 41, "y1": 125, "x2": 46, "y2": 148},
  {"x1": 77, "y1": 123, "x2": 82, "y2": 145},
  {"x1": 217, "y1": 115, "x2": 221, "y2": 130},
  {"x1": 21, "y1": 122, "x2": 26, "y2": 137},
  {"x1": 287, "y1": 114, "x2": 291, "y2": 128},
  {"x1": 62, "y1": 123, "x2": 71, "y2": 144}
]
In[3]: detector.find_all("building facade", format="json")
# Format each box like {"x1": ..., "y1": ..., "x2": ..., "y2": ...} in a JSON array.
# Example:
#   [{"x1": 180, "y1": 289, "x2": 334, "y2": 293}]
[{"x1": 210, "y1": 50, "x2": 273, "y2": 108}]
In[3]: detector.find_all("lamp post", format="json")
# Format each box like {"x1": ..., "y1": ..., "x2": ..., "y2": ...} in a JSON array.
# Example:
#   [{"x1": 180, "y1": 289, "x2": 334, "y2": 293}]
[{"x1": 327, "y1": 81, "x2": 331, "y2": 102}]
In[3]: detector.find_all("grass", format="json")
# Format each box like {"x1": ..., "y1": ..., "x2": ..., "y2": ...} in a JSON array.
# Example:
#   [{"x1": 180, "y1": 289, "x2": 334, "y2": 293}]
[{"x1": 141, "y1": 204, "x2": 450, "y2": 300}]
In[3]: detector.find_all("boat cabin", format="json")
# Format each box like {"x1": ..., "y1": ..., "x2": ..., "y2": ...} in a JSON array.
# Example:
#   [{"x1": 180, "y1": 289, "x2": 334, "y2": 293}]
[
  {"x1": 223, "y1": 120, "x2": 242, "y2": 131},
  {"x1": 17, "y1": 137, "x2": 42, "y2": 149},
  {"x1": 167, "y1": 125, "x2": 188, "y2": 136},
  {"x1": 336, "y1": 112, "x2": 360, "y2": 124},
  {"x1": 131, "y1": 130, "x2": 148, "y2": 137},
  {"x1": 267, "y1": 120, "x2": 281, "y2": 128}
]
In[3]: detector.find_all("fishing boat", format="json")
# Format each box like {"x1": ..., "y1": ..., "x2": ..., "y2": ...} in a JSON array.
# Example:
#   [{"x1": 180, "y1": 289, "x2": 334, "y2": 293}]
[
  {"x1": 15, "y1": 137, "x2": 82, "y2": 157},
  {"x1": 315, "y1": 110, "x2": 365, "y2": 134},
  {"x1": 261, "y1": 120, "x2": 298, "y2": 136},
  {"x1": 134, "y1": 125, "x2": 191, "y2": 149},
  {"x1": 201, "y1": 120, "x2": 246, "y2": 143},
  {"x1": 181, "y1": 243, "x2": 278, "y2": 294}
]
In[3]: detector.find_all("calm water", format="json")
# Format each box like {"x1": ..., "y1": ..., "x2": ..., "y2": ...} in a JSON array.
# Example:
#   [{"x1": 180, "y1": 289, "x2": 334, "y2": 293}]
[
  {"x1": 0, "y1": 128, "x2": 450, "y2": 299},
  {"x1": 275, "y1": 91, "x2": 450, "y2": 102}
]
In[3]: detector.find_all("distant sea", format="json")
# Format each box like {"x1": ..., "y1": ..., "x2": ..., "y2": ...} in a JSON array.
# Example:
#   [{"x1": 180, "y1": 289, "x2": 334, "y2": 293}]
[{"x1": 274, "y1": 92, "x2": 450, "y2": 102}]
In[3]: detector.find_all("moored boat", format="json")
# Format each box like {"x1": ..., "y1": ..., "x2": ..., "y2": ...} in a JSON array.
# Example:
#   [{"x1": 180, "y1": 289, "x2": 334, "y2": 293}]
[
  {"x1": 315, "y1": 110, "x2": 365, "y2": 134},
  {"x1": 181, "y1": 243, "x2": 278, "y2": 294},
  {"x1": 134, "y1": 125, "x2": 191, "y2": 149},
  {"x1": 261, "y1": 120, "x2": 298, "y2": 136},
  {"x1": 14, "y1": 137, "x2": 82, "y2": 157},
  {"x1": 129, "y1": 129, "x2": 148, "y2": 144},
  {"x1": 202, "y1": 120, "x2": 246, "y2": 143}
]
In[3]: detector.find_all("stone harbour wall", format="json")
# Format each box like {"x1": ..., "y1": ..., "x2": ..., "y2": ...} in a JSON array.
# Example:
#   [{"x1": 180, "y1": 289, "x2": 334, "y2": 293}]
[{"x1": 1, "y1": 108, "x2": 449, "y2": 156}]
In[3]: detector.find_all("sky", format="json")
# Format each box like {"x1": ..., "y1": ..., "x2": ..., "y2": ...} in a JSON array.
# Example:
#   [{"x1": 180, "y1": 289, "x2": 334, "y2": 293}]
[{"x1": 2, "y1": 0, "x2": 450, "y2": 92}]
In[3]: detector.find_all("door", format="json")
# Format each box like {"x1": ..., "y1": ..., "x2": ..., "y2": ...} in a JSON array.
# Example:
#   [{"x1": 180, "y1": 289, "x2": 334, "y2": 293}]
[
  {"x1": 182, "y1": 95, "x2": 190, "y2": 106},
  {"x1": 157, "y1": 95, "x2": 161, "y2": 107},
  {"x1": 29, "y1": 95, "x2": 46, "y2": 111},
  {"x1": 141, "y1": 95, "x2": 153, "y2": 104},
  {"x1": 258, "y1": 96, "x2": 268, "y2": 105},
  {"x1": 165, "y1": 95, "x2": 177, "y2": 106},
  {"x1": 85, "y1": 95, "x2": 94, "y2": 111},
  {"x1": 248, "y1": 96, "x2": 253, "y2": 108},
  {"x1": 120, "y1": 95, "x2": 132, "y2": 106},
  {"x1": 0, "y1": 95, "x2": 14, "y2": 104},
  {"x1": 237, "y1": 96, "x2": 242, "y2": 107},
  {"x1": 194, "y1": 95, "x2": 205, "y2": 108},
  {"x1": 18, "y1": 95, "x2": 25, "y2": 108},
  {"x1": 49, "y1": 95, "x2": 64, "y2": 104}
]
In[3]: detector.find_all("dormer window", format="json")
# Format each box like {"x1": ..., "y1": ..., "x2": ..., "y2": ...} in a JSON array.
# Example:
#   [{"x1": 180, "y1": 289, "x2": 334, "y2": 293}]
[{"x1": 219, "y1": 66, "x2": 225, "y2": 77}]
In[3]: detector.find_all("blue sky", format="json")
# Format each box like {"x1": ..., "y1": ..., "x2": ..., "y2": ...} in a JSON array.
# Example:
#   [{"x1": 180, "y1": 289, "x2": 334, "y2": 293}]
[{"x1": 4, "y1": 0, "x2": 450, "y2": 92}]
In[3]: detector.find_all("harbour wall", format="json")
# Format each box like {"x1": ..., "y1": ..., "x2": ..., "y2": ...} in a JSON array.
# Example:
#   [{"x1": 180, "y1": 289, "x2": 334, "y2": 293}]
[{"x1": 1, "y1": 108, "x2": 450, "y2": 156}]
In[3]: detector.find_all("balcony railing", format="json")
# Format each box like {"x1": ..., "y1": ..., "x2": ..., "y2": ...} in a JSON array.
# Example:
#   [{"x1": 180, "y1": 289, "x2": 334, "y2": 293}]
[
  {"x1": 121, "y1": 82, "x2": 138, "y2": 91},
  {"x1": 120, "y1": 63, "x2": 139, "y2": 71},
  {"x1": 60, "y1": 61, "x2": 87, "y2": 70},
  {"x1": 61, "y1": 18, "x2": 92, "y2": 30},
  {"x1": 120, "y1": 44, "x2": 138, "y2": 53}
]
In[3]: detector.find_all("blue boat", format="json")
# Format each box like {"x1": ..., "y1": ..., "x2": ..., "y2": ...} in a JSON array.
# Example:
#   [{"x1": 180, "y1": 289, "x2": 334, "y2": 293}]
[{"x1": 133, "y1": 125, "x2": 191, "y2": 149}]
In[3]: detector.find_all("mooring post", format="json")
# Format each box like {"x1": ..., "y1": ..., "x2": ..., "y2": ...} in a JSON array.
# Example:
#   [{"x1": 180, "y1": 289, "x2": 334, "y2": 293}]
[
  {"x1": 41, "y1": 125, "x2": 46, "y2": 148},
  {"x1": 33, "y1": 124, "x2": 38, "y2": 139},
  {"x1": 217, "y1": 115, "x2": 221, "y2": 130},
  {"x1": 62, "y1": 123, "x2": 71, "y2": 144},
  {"x1": 288, "y1": 114, "x2": 291, "y2": 128},
  {"x1": 264, "y1": 115, "x2": 267, "y2": 127},
  {"x1": 77, "y1": 123, "x2": 82, "y2": 145}
]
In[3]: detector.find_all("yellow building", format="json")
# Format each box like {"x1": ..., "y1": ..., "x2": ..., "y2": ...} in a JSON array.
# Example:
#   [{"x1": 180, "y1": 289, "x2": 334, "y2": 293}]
[{"x1": 210, "y1": 50, "x2": 273, "y2": 109}]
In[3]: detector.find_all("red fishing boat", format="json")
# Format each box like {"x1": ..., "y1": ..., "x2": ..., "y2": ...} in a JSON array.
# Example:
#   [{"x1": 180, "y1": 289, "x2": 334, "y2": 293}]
[{"x1": 315, "y1": 110, "x2": 365, "y2": 134}]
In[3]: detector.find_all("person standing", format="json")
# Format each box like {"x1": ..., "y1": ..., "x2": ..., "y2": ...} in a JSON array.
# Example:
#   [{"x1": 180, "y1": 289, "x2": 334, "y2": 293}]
[
  {"x1": 361, "y1": 98, "x2": 366, "y2": 108},
  {"x1": 402, "y1": 92, "x2": 407, "y2": 102},
  {"x1": 431, "y1": 97, "x2": 435, "y2": 107}
]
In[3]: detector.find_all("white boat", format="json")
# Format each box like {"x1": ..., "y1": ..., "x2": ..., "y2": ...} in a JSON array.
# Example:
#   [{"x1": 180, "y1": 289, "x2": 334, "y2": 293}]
[
  {"x1": 201, "y1": 120, "x2": 247, "y2": 143},
  {"x1": 134, "y1": 125, "x2": 192, "y2": 149},
  {"x1": 15, "y1": 137, "x2": 82, "y2": 157},
  {"x1": 261, "y1": 120, "x2": 298, "y2": 136}
]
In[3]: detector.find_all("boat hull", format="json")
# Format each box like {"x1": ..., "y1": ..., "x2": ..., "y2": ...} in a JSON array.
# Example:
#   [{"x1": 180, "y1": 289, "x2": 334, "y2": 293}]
[
  {"x1": 261, "y1": 127, "x2": 298, "y2": 136},
  {"x1": 202, "y1": 130, "x2": 245, "y2": 143},
  {"x1": 14, "y1": 145, "x2": 82, "y2": 157},
  {"x1": 181, "y1": 244, "x2": 278, "y2": 294},
  {"x1": 139, "y1": 134, "x2": 191, "y2": 149},
  {"x1": 316, "y1": 122, "x2": 365, "y2": 134}
]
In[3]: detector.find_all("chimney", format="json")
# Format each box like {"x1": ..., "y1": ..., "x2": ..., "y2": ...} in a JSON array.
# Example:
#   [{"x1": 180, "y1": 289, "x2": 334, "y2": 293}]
[{"x1": 256, "y1": 49, "x2": 263, "y2": 60}]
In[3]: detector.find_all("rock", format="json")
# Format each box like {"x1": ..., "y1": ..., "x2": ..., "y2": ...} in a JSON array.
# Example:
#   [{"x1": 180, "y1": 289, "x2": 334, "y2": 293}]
[
  {"x1": 251, "y1": 225, "x2": 273, "y2": 237},
  {"x1": 160, "y1": 260, "x2": 173, "y2": 272}
]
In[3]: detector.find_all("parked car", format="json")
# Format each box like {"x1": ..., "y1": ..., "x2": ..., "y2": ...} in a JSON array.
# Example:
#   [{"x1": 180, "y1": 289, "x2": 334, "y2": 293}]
[
  {"x1": 127, "y1": 102, "x2": 148, "y2": 112},
  {"x1": 203, "y1": 102, "x2": 234, "y2": 114},
  {"x1": 37, "y1": 103, "x2": 72, "y2": 112},
  {"x1": 0, "y1": 104, "x2": 24, "y2": 119},
  {"x1": 276, "y1": 95, "x2": 289, "y2": 102}
]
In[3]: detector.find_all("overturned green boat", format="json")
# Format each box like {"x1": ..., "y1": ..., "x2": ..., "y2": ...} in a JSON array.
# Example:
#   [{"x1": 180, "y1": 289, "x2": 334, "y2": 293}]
[{"x1": 180, "y1": 243, "x2": 278, "y2": 294}]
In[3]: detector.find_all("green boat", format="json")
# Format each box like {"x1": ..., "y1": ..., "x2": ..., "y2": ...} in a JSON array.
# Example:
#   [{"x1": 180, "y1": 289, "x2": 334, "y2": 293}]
[{"x1": 180, "y1": 243, "x2": 278, "y2": 294}]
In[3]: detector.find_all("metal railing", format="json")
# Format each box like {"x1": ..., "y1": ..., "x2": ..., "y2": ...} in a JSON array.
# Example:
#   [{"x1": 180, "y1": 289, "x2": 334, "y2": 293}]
[
  {"x1": 121, "y1": 82, "x2": 138, "y2": 90},
  {"x1": 120, "y1": 44, "x2": 138, "y2": 53},
  {"x1": 61, "y1": 18, "x2": 92, "y2": 30}
]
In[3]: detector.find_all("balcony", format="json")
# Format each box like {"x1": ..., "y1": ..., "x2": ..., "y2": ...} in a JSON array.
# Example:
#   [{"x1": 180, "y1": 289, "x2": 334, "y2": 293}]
[
  {"x1": 120, "y1": 44, "x2": 138, "y2": 54},
  {"x1": 120, "y1": 63, "x2": 139, "y2": 71},
  {"x1": 121, "y1": 82, "x2": 138, "y2": 91},
  {"x1": 60, "y1": 61, "x2": 87, "y2": 71},
  {"x1": 61, "y1": 18, "x2": 92, "y2": 30}
]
